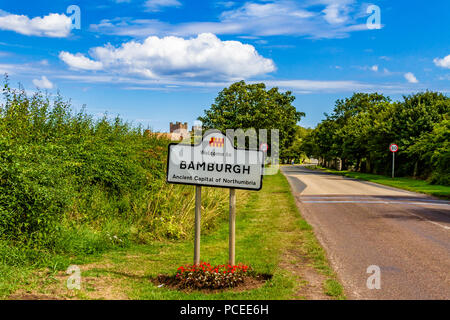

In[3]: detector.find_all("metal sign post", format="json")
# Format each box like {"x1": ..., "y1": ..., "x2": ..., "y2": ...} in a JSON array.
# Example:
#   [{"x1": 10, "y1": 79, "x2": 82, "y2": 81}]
[
  {"x1": 389, "y1": 144, "x2": 398, "y2": 178},
  {"x1": 167, "y1": 131, "x2": 264, "y2": 266},
  {"x1": 392, "y1": 152, "x2": 395, "y2": 179},
  {"x1": 194, "y1": 185, "x2": 201, "y2": 265},
  {"x1": 229, "y1": 188, "x2": 236, "y2": 265}
]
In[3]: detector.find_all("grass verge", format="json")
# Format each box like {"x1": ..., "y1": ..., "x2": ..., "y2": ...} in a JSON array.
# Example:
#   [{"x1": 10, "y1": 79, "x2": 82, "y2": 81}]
[
  {"x1": 309, "y1": 166, "x2": 450, "y2": 199},
  {"x1": 5, "y1": 172, "x2": 344, "y2": 300}
]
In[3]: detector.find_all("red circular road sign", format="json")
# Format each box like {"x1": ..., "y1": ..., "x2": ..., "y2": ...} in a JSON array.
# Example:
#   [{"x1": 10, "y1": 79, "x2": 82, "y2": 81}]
[
  {"x1": 389, "y1": 144, "x2": 399, "y2": 153},
  {"x1": 260, "y1": 143, "x2": 269, "y2": 152}
]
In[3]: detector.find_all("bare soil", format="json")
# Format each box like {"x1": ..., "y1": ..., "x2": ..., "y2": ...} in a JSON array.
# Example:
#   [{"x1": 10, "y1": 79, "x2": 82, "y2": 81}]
[{"x1": 280, "y1": 249, "x2": 331, "y2": 300}]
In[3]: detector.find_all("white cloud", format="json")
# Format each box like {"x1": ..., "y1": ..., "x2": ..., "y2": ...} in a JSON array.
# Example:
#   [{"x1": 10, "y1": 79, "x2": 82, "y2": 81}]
[
  {"x1": 216, "y1": 1, "x2": 236, "y2": 8},
  {"x1": 59, "y1": 33, "x2": 275, "y2": 80},
  {"x1": 59, "y1": 52, "x2": 104, "y2": 70},
  {"x1": 32, "y1": 76, "x2": 53, "y2": 89},
  {"x1": 321, "y1": 0, "x2": 354, "y2": 24},
  {"x1": 404, "y1": 72, "x2": 418, "y2": 83},
  {"x1": 356, "y1": 65, "x2": 380, "y2": 72},
  {"x1": 54, "y1": 73, "x2": 411, "y2": 94},
  {"x1": 144, "y1": 0, "x2": 182, "y2": 11},
  {"x1": 0, "y1": 12, "x2": 72, "y2": 37},
  {"x1": 262, "y1": 79, "x2": 398, "y2": 92},
  {"x1": 433, "y1": 55, "x2": 450, "y2": 69},
  {"x1": 0, "y1": 62, "x2": 49, "y2": 76},
  {"x1": 90, "y1": 0, "x2": 375, "y2": 39},
  {"x1": 220, "y1": 1, "x2": 314, "y2": 20}
]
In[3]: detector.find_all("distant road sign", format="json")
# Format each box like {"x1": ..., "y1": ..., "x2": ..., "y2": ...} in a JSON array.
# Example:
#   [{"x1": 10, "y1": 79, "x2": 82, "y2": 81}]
[
  {"x1": 389, "y1": 144, "x2": 398, "y2": 153},
  {"x1": 167, "y1": 131, "x2": 264, "y2": 190},
  {"x1": 260, "y1": 143, "x2": 268, "y2": 152}
]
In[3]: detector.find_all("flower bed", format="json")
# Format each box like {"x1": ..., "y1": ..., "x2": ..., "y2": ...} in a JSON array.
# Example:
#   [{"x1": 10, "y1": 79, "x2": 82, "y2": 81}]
[{"x1": 174, "y1": 262, "x2": 251, "y2": 289}]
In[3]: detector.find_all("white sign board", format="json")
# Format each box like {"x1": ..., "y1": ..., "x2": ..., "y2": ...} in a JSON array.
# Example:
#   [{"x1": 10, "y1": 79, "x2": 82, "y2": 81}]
[{"x1": 167, "y1": 131, "x2": 264, "y2": 190}]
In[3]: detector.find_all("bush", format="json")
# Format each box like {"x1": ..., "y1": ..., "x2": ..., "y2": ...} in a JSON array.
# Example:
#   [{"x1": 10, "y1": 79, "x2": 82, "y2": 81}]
[
  {"x1": 175, "y1": 262, "x2": 250, "y2": 289},
  {"x1": 0, "y1": 76, "x2": 229, "y2": 256}
]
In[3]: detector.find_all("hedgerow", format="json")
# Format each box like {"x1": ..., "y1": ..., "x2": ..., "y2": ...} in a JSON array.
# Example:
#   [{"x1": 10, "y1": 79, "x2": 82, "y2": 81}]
[{"x1": 0, "y1": 76, "x2": 227, "y2": 258}]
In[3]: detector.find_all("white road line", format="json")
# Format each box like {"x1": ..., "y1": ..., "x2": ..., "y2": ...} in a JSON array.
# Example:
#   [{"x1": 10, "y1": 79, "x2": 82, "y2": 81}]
[
  {"x1": 405, "y1": 212, "x2": 450, "y2": 230},
  {"x1": 300, "y1": 196, "x2": 449, "y2": 204},
  {"x1": 302, "y1": 200, "x2": 450, "y2": 207},
  {"x1": 303, "y1": 200, "x2": 388, "y2": 203},
  {"x1": 300, "y1": 200, "x2": 450, "y2": 231}
]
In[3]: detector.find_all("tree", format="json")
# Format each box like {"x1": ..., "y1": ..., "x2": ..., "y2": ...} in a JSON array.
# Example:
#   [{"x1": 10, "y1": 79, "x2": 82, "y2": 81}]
[
  {"x1": 298, "y1": 91, "x2": 449, "y2": 183},
  {"x1": 409, "y1": 119, "x2": 450, "y2": 184},
  {"x1": 284, "y1": 126, "x2": 313, "y2": 163},
  {"x1": 198, "y1": 81, "x2": 304, "y2": 158},
  {"x1": 328, "y1": 93, "x2": 391, "y2": 171},
  {"x1": 389, "y1": 91, "x2": 449, "y2": 176}
]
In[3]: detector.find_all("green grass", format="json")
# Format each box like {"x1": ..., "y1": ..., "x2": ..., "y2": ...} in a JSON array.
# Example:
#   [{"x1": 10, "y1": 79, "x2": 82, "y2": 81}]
[
  {"x1": 3, "y1": 172, "x2": 345, "y2": 300},
  {"x1": 311, "y1": 166, "x2": 450, "y2": 199},
  {"x1": 323, "y1": 279, "x2": 344, "y2": 297}
]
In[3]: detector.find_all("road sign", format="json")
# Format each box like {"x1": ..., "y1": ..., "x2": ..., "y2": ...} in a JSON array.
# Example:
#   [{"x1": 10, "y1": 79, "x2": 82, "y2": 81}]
[
  {"x1": 167, "y1": 131, "x2": 265, "y2": 265},
  {"x1": 260, "y1": 142, "x2": 268, "y2": 152},
  {"x1": 389, "y1": 144, "x2": 398, "y2": 153},
  {"x1": 389, "y1": 143, "x2": 398, "y2": 178},
  {"x1": 167, "y1": 131, "x2": 264, "y2": 191}
]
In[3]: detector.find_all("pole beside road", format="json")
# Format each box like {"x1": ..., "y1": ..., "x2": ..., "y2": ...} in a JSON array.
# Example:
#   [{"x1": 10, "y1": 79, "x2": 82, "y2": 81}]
[
  {"x1": 194, "y1": 185, "x2": 201, "y2": 265},
  {"x1": 392, "y1": 152, "x2": 395, "y2": 178},
  {"x1": 229, "y1": 188, "x2": 236, "y2": 265},
  {"x1": 389, "y1": 144, "x2": 398, "y2": 179}
]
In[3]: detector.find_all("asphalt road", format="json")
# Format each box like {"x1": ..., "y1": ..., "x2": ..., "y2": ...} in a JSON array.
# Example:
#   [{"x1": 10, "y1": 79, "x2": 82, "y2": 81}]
[{"x1": 281, "y1": 165, "x2": 450, "y2": 300}]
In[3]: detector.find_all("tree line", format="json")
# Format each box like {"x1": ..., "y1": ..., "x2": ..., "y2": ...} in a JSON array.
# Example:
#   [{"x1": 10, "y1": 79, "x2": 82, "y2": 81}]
[
  {"x1": 193, "y1": 82, "x2": 448, "y2": 184},
  {"x1": 300, "y1": 92, "x2": 449, "y2": 185}
]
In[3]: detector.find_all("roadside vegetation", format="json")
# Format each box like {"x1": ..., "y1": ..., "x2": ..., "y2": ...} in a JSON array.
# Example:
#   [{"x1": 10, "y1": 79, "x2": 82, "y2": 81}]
[
  {"x1": 5, "y1": 173, "x2": 344, "y2": 300},
  {"x1": 300, "y1": 92, "x2": 449, "y2": 186},
  {"x1": 0, "y1": 77, "x2": 343, "y2": 299},
  {"x1": 0, "y1": 77, "x2": 228, "y2": 296}
]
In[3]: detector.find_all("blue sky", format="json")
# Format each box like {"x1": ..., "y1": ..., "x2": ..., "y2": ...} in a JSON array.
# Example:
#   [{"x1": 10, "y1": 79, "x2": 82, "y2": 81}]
[{"x1": 0, "y1": 0, "x2": 449, "y2": 131}]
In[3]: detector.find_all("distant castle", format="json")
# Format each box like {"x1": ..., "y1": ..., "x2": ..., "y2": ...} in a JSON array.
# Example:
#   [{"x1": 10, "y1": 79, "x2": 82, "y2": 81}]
[
  {"x1": 169, "y1": 121, "x2": 190, "y2": 141},
  {"x1": 170, "y1": 121, "x2": 188, "y2": 133},
  {"x1": 146, "y1": 121, "x2": 200, "y2": 141}
]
